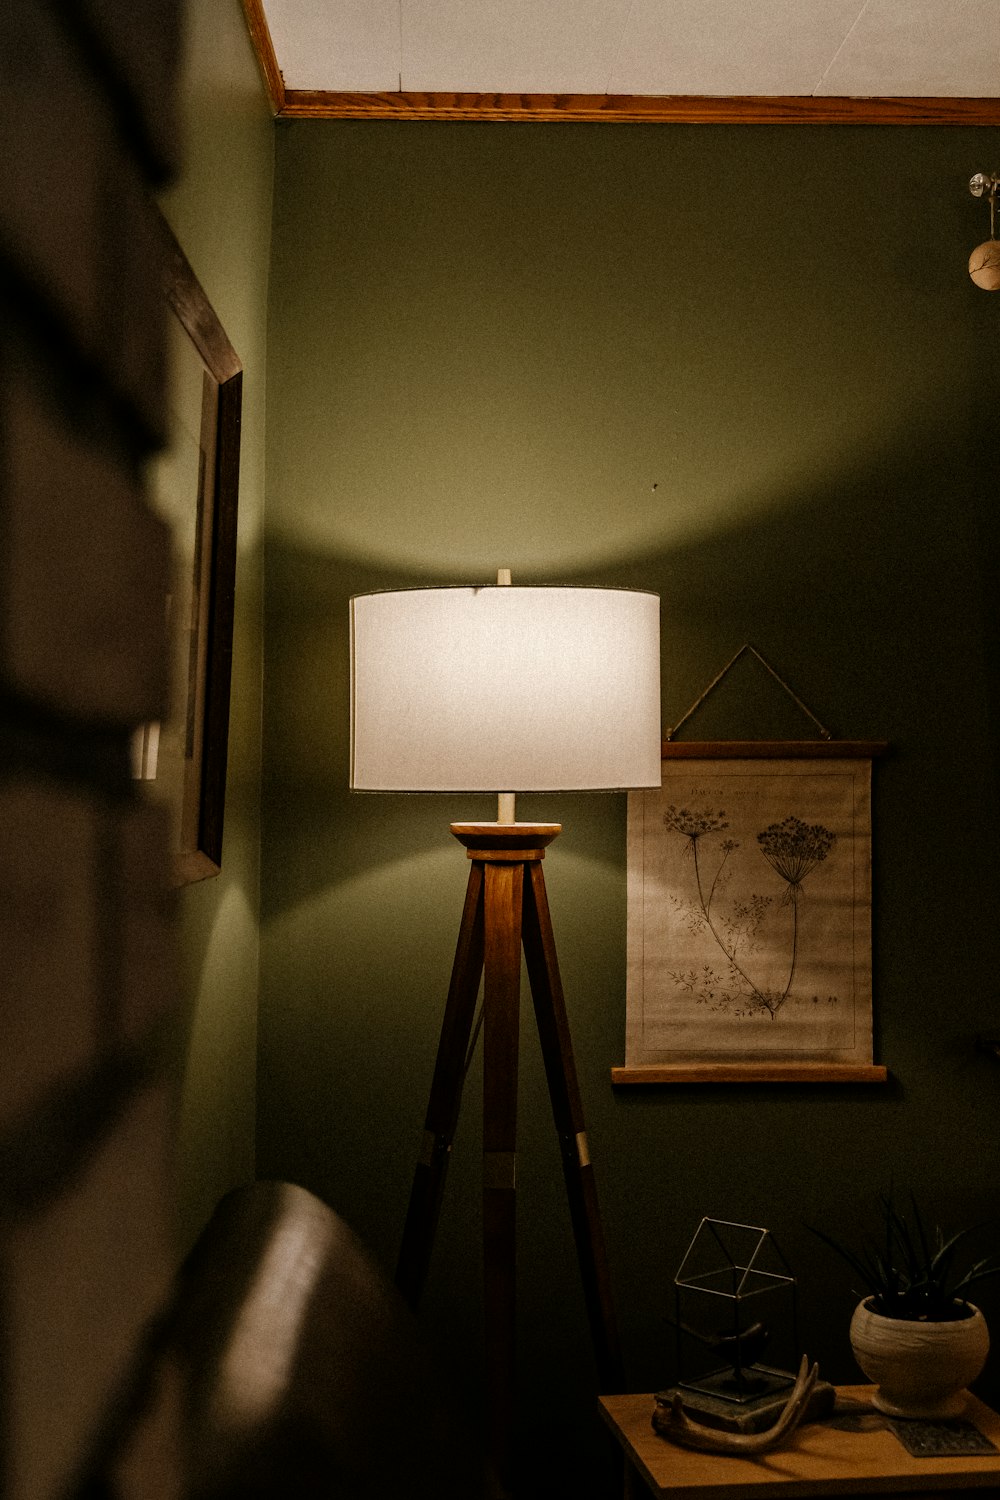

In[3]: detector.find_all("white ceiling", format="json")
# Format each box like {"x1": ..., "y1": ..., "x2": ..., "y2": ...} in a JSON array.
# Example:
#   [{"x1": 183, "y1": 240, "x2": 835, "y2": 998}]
[{"x1": 260, "y1": 0, "x2": 1000, "y2": 98}]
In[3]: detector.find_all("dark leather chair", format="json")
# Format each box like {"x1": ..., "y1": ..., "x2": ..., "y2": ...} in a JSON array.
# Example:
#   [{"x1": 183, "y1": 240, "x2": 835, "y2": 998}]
[{"x1": 79, "y1": 1181, "x2": 493, "y2": 1498}]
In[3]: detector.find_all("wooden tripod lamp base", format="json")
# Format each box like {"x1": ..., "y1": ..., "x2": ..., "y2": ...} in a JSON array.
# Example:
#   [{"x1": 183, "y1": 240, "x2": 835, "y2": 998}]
[
  {"x1": 350, "y1": 579, "x2": 660, "y2": 1487},
  {"x1": 395, "y1": 823, "x2": 623, "y2": 1483}
]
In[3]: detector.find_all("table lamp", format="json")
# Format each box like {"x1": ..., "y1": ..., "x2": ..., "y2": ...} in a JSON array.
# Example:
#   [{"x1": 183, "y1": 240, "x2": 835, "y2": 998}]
[{"x1": 349, "y1": 572, "x2": 660, "y2": 1480}]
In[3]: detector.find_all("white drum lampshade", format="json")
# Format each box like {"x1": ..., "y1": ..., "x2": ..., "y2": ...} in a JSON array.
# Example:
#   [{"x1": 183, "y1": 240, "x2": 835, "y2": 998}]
[{"x1": 350, "y1": 585, "x2": 661, "y2": 794}]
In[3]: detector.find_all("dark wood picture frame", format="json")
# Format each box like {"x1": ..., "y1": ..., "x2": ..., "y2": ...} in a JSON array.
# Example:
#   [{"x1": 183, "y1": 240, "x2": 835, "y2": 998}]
[
  {"x1": 159, "y1": 213, "x2": 242, "y2": 884},
  {"x1": 616, "y1": 740, "x2": 890, "y2": 1085}
]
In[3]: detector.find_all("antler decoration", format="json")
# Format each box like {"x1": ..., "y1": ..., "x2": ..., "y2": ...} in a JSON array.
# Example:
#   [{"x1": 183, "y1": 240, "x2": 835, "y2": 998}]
[{"x1": 652, "y1": 1354, "x2": 820, "y2": 1455}]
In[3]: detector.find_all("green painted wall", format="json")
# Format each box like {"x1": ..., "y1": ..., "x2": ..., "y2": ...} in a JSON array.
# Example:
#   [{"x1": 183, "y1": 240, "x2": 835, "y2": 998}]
[
  {"x1": 160, "y1": 0, "x2": 272, "y2": 1249},
  {"x1": 261, "y1": 120, "x2": 1000, "y2": 1492}
]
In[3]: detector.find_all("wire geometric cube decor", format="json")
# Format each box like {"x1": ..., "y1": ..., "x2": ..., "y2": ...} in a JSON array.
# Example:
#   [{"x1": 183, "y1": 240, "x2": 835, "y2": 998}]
[{"x1": 674, "y1": 1218, "x2": 799, "y2": 1405}]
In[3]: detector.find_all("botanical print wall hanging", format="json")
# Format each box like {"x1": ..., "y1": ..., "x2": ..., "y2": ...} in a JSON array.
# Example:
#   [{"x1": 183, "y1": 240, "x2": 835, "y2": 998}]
[{"x1": 616, "y1": 743, "x2": 889, "y2": 1083}]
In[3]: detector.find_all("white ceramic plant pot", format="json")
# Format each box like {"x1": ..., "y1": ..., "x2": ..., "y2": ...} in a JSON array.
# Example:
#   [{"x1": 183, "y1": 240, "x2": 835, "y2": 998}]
[{"x1": 849, "y1": 1299, "x2": 990, "y2": 1418}]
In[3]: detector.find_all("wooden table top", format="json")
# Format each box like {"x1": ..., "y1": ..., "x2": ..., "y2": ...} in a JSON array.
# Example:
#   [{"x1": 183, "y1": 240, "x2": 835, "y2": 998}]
[{"x1": 599, "y1": 1386, "x2": 1000, "y2": 1498}]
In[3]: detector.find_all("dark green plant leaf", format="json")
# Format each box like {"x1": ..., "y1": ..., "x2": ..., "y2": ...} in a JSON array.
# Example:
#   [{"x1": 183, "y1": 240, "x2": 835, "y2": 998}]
[{"x1": 808, "y1": 1194, "x2": 1000, "y2": 1322}]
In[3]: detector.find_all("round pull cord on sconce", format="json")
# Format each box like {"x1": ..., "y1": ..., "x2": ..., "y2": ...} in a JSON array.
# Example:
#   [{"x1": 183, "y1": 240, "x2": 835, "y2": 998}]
[{"x1": 969, "y1": 172, "x2": 1000, "y2": 290}]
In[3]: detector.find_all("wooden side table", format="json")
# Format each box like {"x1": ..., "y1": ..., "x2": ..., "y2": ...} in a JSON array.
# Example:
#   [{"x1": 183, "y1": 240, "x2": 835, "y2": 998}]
[{"x1": 599, "y1": 1385, "x2": 1000, "y2": 1498}]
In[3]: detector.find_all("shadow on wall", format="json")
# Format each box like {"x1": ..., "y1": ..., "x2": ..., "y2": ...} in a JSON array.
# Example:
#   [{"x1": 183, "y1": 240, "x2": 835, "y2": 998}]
[{"x1": 261, "y1": 407, "x2": 995, "y2": 920}]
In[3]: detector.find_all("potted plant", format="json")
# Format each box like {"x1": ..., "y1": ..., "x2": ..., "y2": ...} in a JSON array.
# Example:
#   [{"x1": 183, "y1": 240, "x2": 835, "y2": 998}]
[{"x1": 811, "y1": 1194, "x2": 1000, "y2": 1418}]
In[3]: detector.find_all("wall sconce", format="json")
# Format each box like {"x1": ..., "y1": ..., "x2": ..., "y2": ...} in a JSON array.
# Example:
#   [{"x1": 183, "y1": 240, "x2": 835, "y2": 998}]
[{"x1": 969, "y1": 173, "x2": 1000, "y2": 290}]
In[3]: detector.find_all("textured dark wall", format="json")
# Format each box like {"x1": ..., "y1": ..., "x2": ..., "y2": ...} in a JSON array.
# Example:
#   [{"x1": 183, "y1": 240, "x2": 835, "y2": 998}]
[
  {"x1": 0, "y1": 2, "x2": 181, "y2": 1493},
  {"x1": 261, "y1": 120, "x2": 1000, "y2": 1495}
]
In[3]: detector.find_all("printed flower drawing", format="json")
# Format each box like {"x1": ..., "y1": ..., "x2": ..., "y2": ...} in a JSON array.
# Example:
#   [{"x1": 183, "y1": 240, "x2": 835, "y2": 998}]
[
  {"x1": 757, "y1": 817, "x2": 836, "y2": 901},
  {"x1": 664, "y1": 803, "x2": 837, "y2": 1021},
  {"x1": 624, "y1": 753, "x2": 878, "y2": 1074}
]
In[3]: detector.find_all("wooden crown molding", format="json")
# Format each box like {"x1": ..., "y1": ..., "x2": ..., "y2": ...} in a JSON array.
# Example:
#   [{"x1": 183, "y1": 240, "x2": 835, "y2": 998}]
[
  {"x1": 277, "y1": 90, "x2": 1000, "y2": 126},
  {"x1": 240, "y1": 2, "x2": 1000, "y2": 126},
  {"x1": 242, "y1": 0, "x2": 285, "y2": 113}
]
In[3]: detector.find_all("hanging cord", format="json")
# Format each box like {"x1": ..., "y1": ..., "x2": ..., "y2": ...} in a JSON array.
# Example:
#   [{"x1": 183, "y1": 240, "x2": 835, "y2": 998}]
[{"x1": 665, "y1": 644, "x2": 832, "y2": 741}]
